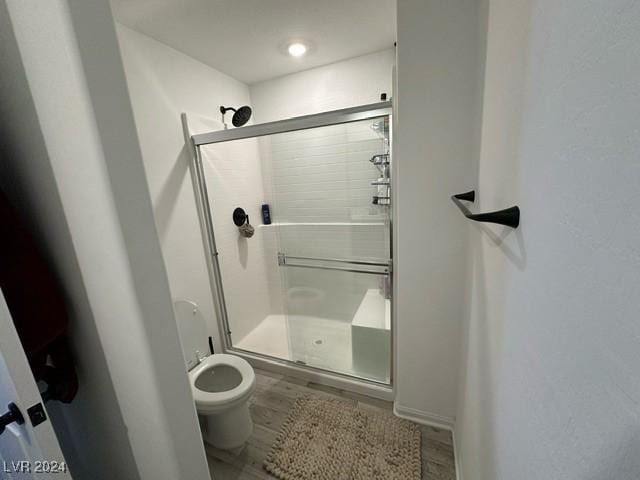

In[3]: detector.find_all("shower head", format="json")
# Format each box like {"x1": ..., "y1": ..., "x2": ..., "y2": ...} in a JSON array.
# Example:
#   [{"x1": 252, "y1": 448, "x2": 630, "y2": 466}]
[{"x1": 219, "y1": 105, "x2": 252, "y2": 127}]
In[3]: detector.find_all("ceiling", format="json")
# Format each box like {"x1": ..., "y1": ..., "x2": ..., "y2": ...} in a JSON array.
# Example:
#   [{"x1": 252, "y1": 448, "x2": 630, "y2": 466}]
[{"x1": 110, "y1": 0, "x2": 396, "y2": 85}]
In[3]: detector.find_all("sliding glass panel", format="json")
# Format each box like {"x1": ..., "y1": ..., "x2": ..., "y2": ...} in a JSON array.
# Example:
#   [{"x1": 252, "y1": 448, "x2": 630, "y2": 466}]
[
  {"x1": 263, "y1": 117, "x2": 391, "y2": 383},
  {"x1": 280, "y1": 266, "x2": 391, "y2": 383},
  {"x1": 199, "y1": 137, "x2": 289, "y2": 361}
]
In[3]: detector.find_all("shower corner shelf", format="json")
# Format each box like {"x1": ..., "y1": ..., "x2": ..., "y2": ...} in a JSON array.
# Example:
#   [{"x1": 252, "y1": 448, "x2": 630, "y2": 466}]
[{"x1": 451, "y1": 190, "x2": 520, "y2": 228}]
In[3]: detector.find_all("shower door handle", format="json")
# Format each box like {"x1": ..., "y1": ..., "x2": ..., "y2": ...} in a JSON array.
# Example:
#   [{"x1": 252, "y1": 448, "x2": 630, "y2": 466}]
[
  {"x1": 0, "y1": 403, "x2": 24, "y2": 435},
  {"x1": 277, "y1": 253, "x2": 391, "y2": 276}
]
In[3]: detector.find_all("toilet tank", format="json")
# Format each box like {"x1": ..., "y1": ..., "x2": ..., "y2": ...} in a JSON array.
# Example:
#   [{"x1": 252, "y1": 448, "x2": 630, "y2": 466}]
[{"x1": 174, "y1": 299, "x2": 210, "y2": 371}]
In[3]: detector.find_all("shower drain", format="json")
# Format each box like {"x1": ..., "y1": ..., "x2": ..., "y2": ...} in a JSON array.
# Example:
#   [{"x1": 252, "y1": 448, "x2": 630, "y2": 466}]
[{"x1": 314, "y1": 339, "x2": 323, "y2": 345}]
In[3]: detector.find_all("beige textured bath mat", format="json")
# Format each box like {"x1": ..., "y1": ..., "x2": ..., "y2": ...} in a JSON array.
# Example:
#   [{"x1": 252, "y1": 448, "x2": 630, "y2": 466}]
[{"x1": 264, "y1": 395, "x2": 421, "y2": 480}]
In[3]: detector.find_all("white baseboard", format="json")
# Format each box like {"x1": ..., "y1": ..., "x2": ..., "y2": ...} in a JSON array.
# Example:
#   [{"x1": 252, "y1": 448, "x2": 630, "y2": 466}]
[
  {"x1": 452, "y1": 428, "x2": 464, "y2": 480},
  {"x1": 393, "y1": 403, "x2": 463, "y2": 479},
  {"x1": 393, "y1": 403, "x2": 455, "y2": 430}
]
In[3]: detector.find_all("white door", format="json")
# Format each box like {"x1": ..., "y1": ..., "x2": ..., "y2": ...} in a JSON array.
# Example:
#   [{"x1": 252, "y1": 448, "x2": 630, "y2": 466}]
[{"x1": 0, "y1": 289, "x2": 71, "y2": 479}]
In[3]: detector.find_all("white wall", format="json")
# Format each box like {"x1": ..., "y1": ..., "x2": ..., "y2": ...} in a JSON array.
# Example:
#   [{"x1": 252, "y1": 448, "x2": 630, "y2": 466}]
[
  {"x1": 394, "y1": 0, "x2": 485, "y2": 424},
  {"x1": 250, "y1": 49, "x2": 395, "y2": 123},
  {"x1": 116, "y1": 24, "x2": 274, "y2": 347},
  {"x1": 457, "y1": 0, "x2": 640, "y2": 479},
  {"x1": 0, "y1": 1, "x2": 210, "y2": 479}
]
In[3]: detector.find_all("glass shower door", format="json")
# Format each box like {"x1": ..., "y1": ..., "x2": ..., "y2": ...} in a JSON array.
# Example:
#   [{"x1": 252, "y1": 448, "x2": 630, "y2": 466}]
[
  {"x1": 196, "y1": 105, "x2": 392, "y2": 385},
  {"x1": 262, "y1": 117, "x2": 392, "y2": 383}
]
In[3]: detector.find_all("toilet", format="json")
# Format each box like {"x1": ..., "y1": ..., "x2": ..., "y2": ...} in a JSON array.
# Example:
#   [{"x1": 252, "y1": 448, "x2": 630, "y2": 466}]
[{"x1": 174, "y1": 300, "x2": 256, "y2": 450}]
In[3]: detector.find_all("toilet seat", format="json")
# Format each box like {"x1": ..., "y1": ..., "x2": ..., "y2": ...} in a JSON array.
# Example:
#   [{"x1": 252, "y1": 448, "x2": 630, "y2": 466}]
[{"x1": 189, "y1": 354, "x2": 256, "y2": 414}]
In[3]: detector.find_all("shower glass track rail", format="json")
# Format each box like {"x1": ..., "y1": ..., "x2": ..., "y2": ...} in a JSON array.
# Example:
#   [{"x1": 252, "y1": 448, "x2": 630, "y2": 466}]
[{"x1": 192, "y1": 101, "x2": 392, "y2": 146}]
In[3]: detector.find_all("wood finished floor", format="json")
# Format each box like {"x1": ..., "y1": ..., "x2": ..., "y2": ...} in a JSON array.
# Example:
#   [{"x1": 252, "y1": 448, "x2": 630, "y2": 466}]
[{"x1": 205, "y1": 369, "x2": 457, "y2": 480}]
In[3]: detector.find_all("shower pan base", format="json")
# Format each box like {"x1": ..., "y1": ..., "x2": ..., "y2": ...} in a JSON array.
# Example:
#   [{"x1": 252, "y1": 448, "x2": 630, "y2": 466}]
[
  {"x1": 235, "y1": 312, "x2": 390, "y2": 385},
  {"x1": 228, "y1": 345, "x2": 394, "y2": 401}
]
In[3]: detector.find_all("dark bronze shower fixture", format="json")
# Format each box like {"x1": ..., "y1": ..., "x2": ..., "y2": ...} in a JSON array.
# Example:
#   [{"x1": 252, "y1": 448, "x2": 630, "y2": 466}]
[{"x1": 220, "y1": 105, "x2": 252, "y2": 128}]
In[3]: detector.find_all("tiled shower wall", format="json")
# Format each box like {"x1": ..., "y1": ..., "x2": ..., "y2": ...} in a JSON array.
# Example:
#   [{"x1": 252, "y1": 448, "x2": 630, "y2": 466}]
[
  {"x1": 259, "y1": 119, "x2": 391, "y2": 321},
  {"x1": 261, "y1": 121, "x2": 387, "y2": 225}
]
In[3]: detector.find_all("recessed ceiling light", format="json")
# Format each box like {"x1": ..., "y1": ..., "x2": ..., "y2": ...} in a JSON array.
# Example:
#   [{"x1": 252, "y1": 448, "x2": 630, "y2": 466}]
[{"x1": 287, "y1": 42, "x2": 307, "y2": 57}]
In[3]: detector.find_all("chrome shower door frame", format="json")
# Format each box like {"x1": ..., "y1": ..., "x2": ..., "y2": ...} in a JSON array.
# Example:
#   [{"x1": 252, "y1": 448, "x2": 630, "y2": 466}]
[{"x1": 184, "y1": 102, "x2": 394, "y2": 393}]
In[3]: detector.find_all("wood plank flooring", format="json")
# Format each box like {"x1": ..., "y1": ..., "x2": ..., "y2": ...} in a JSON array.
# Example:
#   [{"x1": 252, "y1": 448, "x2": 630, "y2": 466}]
[{"x1": 205, "y1": 369, "x2": 456, "y2": 480}]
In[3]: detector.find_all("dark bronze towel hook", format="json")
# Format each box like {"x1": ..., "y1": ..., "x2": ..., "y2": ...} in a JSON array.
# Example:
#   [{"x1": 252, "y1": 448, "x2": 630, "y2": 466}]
[{"x1": 451, "y1": 190, "x2": 520, "y2": 228}]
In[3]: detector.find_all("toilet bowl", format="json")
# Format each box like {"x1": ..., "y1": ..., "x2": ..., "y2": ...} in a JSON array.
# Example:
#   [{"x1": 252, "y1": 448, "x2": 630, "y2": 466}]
[
  {"x1": 174, "y1": 300, "x2": 256, "y2": 450},
  {"x1": 189, "y1": 353, "x2": 256, "y2": 449}
]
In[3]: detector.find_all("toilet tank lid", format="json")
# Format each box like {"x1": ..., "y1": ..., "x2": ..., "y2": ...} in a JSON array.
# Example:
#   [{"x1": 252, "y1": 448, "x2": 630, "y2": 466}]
[{"x1": 174, "y1": 299, "x2": 210, "y2": 371}]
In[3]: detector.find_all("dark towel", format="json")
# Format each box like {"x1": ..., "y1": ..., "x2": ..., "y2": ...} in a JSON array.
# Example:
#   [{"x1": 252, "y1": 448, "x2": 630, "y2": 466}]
[{"x1": 0, "y1": 188, "x2": 78, "y2": 403}]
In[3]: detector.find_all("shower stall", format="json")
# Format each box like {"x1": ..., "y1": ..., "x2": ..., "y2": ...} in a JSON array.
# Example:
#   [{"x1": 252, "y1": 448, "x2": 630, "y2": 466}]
[{"x1": 185, "y1": 102, "x2": 393, "y2": 387}]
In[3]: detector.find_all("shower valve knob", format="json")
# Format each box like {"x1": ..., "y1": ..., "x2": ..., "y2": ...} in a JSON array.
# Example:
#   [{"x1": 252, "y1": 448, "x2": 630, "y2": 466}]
[{"x1": 233, "y1": 207, "x2": 248, "y2": 226}]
